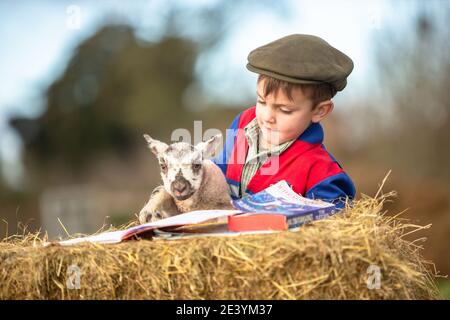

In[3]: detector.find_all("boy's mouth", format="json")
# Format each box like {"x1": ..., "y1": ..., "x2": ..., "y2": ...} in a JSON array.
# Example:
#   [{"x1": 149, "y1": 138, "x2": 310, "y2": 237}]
[
  {"x1": 262, "y1": 126, "x2": 279, "y2": 135},
  {"x1": 259, "y1": 122, "x2": 276, "y2": 131}
]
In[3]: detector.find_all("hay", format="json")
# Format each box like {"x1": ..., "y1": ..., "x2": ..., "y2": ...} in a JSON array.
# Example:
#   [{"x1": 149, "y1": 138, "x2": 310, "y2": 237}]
[{"x1": 0, "y1": 192, "x2": 441, "y2": 299}]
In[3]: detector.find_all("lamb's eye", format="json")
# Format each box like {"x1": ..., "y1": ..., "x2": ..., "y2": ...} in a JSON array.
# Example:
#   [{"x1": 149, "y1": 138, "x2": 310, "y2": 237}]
[
  {"x1": 160, "y1": 163, "x2": 167, "y2": 170},
  {"x1": 193, "y1": 164, "x2": 201, "y2": 170}
]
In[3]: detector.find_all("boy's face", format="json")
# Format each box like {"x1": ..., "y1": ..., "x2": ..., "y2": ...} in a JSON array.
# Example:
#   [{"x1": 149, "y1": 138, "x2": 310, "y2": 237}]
[{"x1": 256, "y1": 79, "x2": 322, "y2": 149}]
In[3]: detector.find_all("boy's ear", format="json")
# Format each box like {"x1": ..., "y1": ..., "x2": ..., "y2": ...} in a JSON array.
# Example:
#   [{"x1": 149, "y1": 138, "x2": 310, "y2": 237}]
[
  {"x1": 143, "y1": 134, "x2": 169, "y2": 156},
  {"x1": 196, "y1": 134, "x2": 223, "y2": 159},
  {"x1": 312, "y1": 100, "x2": 334, "y2": 123}
]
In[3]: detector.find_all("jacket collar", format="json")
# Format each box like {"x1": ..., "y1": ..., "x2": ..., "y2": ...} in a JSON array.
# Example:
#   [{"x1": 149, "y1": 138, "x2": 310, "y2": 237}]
[{"x1": 297, "y1": 122, "x2": 324, "y2": 144}]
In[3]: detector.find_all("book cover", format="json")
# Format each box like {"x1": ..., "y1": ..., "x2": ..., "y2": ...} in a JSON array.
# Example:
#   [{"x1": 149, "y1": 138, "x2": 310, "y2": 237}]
[
  {"x1": 228, "y1": 181, "x2": 337, "y2": 232},
  {"x1": 227, "y1": 206, "x2": 337, "y2": 232}
]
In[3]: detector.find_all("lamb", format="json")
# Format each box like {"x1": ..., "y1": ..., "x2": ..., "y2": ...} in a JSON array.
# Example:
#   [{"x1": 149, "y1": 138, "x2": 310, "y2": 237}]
[{"x1": 138, "y1": 133, "x2": 234, "y2": 224}]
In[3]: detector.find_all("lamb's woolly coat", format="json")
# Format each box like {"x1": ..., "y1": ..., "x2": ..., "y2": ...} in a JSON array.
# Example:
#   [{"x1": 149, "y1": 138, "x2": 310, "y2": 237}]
[{"x1": 173, "y1": 159, "x2": 233, "y2": 213}]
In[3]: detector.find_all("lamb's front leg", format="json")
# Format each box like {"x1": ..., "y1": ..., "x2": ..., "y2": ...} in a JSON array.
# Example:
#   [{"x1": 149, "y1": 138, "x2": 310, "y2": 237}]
[{"x1": 138, "y1": 186, "x2": 180, "y2": 224}]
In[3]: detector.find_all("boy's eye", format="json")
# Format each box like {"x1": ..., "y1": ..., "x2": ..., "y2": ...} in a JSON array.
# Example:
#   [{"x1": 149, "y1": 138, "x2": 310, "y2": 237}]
[
  {"x1": 257, "y1": 100, "x2": 266, "y2": 105},
  {"x1": 280, "y1": 109, "x2": 292, "y2": 114}
]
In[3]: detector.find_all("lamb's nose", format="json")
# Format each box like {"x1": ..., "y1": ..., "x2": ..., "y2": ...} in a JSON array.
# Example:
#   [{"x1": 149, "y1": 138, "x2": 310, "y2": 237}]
[{"x1": 172, "y1": 181, "x2": 187, "y2": 193}]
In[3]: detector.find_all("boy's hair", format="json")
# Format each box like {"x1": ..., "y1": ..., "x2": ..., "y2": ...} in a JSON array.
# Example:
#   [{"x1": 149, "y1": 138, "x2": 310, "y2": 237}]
[{"x1": 257, "y1": 74, "x2": 337, "y2": 109}]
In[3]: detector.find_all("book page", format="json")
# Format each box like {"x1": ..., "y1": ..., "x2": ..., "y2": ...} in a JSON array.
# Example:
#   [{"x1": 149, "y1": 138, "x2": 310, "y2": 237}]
[
  {"x1": 264, "y1": 181, "x2": 334, "y2": 207},
  {"x1": 122, "y1": 209, "x2": 241, "y2": 239},
  {"x1": 53, "y1": 229, "x2": 127, "y2": 246},
  {"x1": 52, "y1": 209, "x2": 240, "y2": 246},
  {"x1": 145, "y1": 209, "x2": 240, "y2": 227}
]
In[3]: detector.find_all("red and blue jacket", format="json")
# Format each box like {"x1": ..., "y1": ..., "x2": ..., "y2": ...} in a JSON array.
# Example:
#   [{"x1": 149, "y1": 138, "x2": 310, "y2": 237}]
[{"x1": 212, "y1": 106, "x2": 355, "y2": 209}]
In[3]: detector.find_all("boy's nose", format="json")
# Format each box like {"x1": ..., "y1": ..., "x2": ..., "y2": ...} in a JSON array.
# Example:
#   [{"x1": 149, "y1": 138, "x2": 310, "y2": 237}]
[{"x1": 262, "y1": 107, "x2": 276, "y2": 123}]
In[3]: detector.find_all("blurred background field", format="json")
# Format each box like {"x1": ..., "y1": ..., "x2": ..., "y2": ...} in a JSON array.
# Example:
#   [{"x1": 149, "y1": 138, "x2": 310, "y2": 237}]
[{"x1": 0, "y1": 0, "x2": 449, "y2": 298}]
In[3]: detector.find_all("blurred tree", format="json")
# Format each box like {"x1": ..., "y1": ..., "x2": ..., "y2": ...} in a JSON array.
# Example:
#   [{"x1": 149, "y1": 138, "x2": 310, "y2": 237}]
[
  {"x1": 9, "y1": 1, "x2": 291, "y2": 190},
  {"x1": 358, "y1": 5, "x2": 450, "y2": 183},
  {"x1": 0, "y1": 162, "x2": 8, "y2": 200},
  {"x1": 354, "y1": 3, "x2": 450, "y2": 276},
  {"x1": 10, "y1": 24, "x2": 196, "y2": 183},
  {"x1": 3, "y1": 1, "x2": 292, "y2": 239}
]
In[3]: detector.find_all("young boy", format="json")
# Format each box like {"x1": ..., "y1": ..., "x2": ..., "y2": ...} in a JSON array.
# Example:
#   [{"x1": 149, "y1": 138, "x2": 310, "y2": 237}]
[{"x1": 213, "y1": 34, "x2": 356, "y2": 209}]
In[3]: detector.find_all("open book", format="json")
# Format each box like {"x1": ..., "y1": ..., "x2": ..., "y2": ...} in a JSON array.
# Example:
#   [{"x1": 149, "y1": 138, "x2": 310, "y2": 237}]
[
  {"x1": 49, "y1": 181, "x2": 337, "y2": 246},
  {"x1": 50, "y1": 209, "x2": 240, "y2": 246},
  {"x1": 229, "y1": 181, "x2": 337, "y2": 232}
]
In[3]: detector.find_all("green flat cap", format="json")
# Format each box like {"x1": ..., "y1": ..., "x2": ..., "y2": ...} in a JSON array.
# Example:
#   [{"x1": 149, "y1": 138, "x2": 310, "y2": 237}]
[{"x1": 247, "y1": 34, "x2": 354, "y2": 91}]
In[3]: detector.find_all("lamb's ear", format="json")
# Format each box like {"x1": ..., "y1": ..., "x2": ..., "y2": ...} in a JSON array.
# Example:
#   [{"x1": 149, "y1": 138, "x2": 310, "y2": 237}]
[
  {"x1": 143, "y1": 134, "x2": 169, "y2": 156},
  {"x1": 196, "y1": 134, "x2": 222, "y2": 159}
]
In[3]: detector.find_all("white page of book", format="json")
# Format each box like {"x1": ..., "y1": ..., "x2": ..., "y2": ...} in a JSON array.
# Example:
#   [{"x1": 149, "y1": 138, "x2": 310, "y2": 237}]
[
  {"x1": 126, "y1": 209, "x2": 241, "y2": 233},
  {"x1": 52, "y1": 209, "x2": 241, "y2": 246},
  {"x1": 51, "y1": 230, "x2": 128, "y2": 246},
  {"x1": 265, "y1": 181, "x2": 333, "y2": 207}
]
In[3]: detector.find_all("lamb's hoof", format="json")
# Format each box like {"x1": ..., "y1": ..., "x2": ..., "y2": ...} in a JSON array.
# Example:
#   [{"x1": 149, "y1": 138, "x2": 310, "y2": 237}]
[
  {"x1": 138, "y1": 212, "x2": 149, "y2": 224},
  {"x1": 138, "y1": 211, "x2": 163, "y2": 224}
]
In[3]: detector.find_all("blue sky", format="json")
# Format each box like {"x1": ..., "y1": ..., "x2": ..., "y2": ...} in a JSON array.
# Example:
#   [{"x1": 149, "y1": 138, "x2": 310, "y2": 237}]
[{"x1": 0, "y1": 0, "x2": 426, "y2": 188}]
